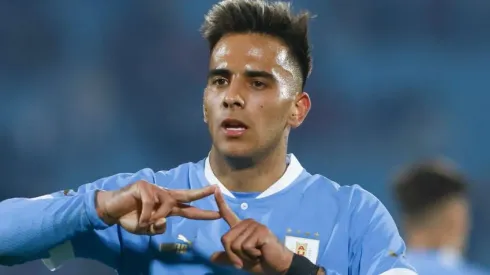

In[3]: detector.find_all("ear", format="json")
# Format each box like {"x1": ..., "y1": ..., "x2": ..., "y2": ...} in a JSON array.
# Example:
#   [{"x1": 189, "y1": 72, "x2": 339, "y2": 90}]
[
  {"x1": 203, "y1": 90, "x2": 209, "y2": 123},
  {"x1": 288, "y1": 92, "x2": 311, "y2": 128},
  {"x1": 203, "y1": 105, "x2": 208, "y2": 123}
]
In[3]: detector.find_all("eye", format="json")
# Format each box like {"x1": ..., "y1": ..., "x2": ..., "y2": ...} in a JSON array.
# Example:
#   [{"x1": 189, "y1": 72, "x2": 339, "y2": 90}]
[
  {"x1": 212, "y1": 77, "x2": 228, "y2": 86},
  {"x1": 251, "y1": 80, "x2": 266, "y2": 89}
]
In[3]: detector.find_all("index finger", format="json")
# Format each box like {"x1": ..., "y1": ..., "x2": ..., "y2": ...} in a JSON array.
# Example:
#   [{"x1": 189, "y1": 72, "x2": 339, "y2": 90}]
[
  {"x1": 214, "y1": 188, "x2": 241, "y2": 227},
  {"x1": 168, "y1": 185, "x2": 217, "y2": 203},
  {"x1": 170, "y1": 203, "x2": 221, "y2": 220}
]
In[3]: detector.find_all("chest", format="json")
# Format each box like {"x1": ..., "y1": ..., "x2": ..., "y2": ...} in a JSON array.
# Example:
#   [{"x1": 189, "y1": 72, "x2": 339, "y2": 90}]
[{"x1": 121, "y1": 197, "x2": 353, "y2": 274}]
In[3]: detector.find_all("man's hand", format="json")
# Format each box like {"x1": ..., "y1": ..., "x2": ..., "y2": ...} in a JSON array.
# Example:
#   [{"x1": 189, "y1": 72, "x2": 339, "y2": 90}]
[
  {"x1": 211, "y1": 189, "x2": 294, "y2": 274},
  {"x1": 96, "y1": 181, "x2": 220, "y2": 235}
]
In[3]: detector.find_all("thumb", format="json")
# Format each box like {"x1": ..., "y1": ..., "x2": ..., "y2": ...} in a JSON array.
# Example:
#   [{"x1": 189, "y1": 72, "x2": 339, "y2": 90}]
[
  {"x1": 210, "y1": 251, "x2": 234, "y2": 266},
  {"x1": 147, "y1": 218, "x2": 167, "y2": 235}
]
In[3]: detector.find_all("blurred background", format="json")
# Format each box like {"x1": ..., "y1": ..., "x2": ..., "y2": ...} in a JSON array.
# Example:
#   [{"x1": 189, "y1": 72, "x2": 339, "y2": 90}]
[{"x1": 1, "y1": 0, "x2": 489, "y2": 274}]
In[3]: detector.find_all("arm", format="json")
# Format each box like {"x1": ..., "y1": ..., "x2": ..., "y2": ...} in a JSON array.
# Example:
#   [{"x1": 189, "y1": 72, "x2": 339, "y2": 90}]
[
  {"x1": 348, "y1": 186, "x2": 417, "y2": 275},
  {"x1": 0, "y1": 168, "x2": 155, "y2": 270}
]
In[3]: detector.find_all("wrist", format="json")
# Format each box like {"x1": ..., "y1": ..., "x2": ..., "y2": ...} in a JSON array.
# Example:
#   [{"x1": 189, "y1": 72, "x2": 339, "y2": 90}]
[
  {"x1": 82, "y1": 189, "x2": 113, "y2": 230},
  {"x1": 278, "y1": 250, "x2": 295, "y2": 275},
  {"x1": 284, "y1": 253, "x2": 320, "y2": 275},
  {"x1": 95, "y1": 190, "x2": 117, "y2": 225}
]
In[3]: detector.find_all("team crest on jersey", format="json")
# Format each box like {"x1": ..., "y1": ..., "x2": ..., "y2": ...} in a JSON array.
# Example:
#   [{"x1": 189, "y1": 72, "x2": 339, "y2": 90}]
[
  {"x1": 159, "y1": 234, "x2": 192, "y2": 254},
  {"x1": 284, "y1": 235, "x2": 320, "y2": 264},
  {"x1": 295, "y1": 242, "x2": 308, "y2": 256}
]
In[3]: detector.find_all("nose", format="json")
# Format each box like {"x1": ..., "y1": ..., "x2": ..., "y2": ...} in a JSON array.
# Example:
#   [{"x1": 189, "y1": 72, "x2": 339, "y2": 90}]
[{"x1": 222, "y1": 83, "x2": 245, "y2": 109}]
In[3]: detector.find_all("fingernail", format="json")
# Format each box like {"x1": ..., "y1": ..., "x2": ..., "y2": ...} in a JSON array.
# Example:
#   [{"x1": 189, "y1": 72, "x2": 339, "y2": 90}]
[
  {"x1": 155, "y1": 218, "x2": 166, "y2": 227},
  {"x1": 234, "y1": 263, "x2": 242, "y2": 269}
]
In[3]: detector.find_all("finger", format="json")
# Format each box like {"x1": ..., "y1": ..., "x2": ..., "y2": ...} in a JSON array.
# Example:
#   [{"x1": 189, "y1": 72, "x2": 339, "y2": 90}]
[
  {"x1": 220, "y1": 222, "x2": 250, "y2": 269},
  {"x1": 169, "y1": 203, "x2": 221, "y2": 220},
  {"x1": 241, "y1": 226, "x2": 264, "y2": 260},
  {"x1": 138, "y1": 187, "x2": 156, "y2": 226},
  {"x1": 210, "y1": 251, "x2": 234, "y2": 266},
  {"x1": 150, "y1": 192, "x2": 175, "y2": 222},
  {"x1": 210, "y1": 251, "x2": 245, "y2": 270},
  {"x1": 231, "y1": 221, "x2": 262, "y2": 263},
  {"x1": 149, "y1": 218, "x2": 167, "y2": 235},
  {"x1": 214, "y1": 188, "x2": 241, "y2": 227},
  {"x1": 168, "y1": 185, "x2": 217, "y2": 203}
]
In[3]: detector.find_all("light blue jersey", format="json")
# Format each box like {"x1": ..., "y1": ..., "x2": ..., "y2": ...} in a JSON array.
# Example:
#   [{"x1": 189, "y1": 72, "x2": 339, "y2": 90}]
[
  {"x1": 0, "y1": 154, "x2": 416, "y2": 274},
  {"x1": 406, "y1": 250, "x2": 489, "y2": 275}
]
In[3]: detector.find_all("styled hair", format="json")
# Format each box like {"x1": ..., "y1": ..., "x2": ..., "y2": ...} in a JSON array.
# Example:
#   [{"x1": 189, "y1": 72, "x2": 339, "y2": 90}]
[
  {"x1": 201, "y1": 0, "x2": 312, "y2": 88},
  {"x1": 393, "y1": 159, "x2": 468, "y2": 219}
]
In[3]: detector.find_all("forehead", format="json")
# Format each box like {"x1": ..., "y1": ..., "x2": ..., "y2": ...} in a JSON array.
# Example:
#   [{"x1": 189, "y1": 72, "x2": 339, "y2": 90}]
[{"x1": 210, "y1": 33, "x2": 296, "y2": 72}]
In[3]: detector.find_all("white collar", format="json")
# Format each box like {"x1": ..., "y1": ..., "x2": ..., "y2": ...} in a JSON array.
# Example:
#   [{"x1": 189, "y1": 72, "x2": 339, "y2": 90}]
[
  {"x1": 407, "y1": 248, "x2": 463, "y2": 268},
  {"x1": 438, "y1": 248, "x2": 463, "y2": 268},
  {"x1": 204, "y1": 154, "x2": 304, "y2": 199}
]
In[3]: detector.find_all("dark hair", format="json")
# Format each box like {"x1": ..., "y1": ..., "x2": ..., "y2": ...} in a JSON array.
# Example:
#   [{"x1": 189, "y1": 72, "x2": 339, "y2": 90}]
[
  {"x1": 201, "y1": 0, "x2": 312, "y2": 88},
  {"x1": 393, "y1": 160, "x2": 468, "y2": 219}
]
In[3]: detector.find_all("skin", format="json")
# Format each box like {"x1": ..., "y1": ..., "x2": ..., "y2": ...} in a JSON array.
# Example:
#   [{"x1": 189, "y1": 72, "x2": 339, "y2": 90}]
[
  {"x1": 97, "y1": 182, "x2": 220, "y2": 235},
  {"x1": 96, "y1": 32, "x2": 321, "y2": 274},
  {"x1": 404, "y1": 197, "x2": 470, "y2": 254},
  {"x1": 211, "y1": 188, "x2": 295, "y2": 274},
  {"x1": 203, "y1": 33, "x2": 321, "y2": 274},
  {"x1": 204, "y1": 33, "x2": 311, "y2": 193}
]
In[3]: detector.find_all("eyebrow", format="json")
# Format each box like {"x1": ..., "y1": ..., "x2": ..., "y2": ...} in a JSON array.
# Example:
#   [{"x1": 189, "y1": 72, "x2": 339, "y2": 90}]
[{"x1": 207, "y1": 69, "x2": 275, "y2": 81}]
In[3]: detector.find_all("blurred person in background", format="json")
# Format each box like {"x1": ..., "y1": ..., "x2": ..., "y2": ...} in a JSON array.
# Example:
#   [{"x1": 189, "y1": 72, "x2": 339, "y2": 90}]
[
  {"x1": 393, "y1": 159, "x2": 489, "y2": 275},
  {"x1": 0, "y1": 0, "x2": 417, "y2": 274}
]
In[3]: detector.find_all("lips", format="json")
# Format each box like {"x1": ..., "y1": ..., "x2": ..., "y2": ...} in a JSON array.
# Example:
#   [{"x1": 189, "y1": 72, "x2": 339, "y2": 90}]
[{"x1": 221, "y1": 118, "x2": 248, "y2": 137}]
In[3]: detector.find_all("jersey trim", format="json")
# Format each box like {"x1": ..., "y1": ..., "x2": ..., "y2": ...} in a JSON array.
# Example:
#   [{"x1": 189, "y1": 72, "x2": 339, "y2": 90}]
[
  {"x1": 204, "y1": 153, "x2": 304, "y2": 199},
  {"x1": 380, "y1": 268, "x2": 418, "y2": 275}
]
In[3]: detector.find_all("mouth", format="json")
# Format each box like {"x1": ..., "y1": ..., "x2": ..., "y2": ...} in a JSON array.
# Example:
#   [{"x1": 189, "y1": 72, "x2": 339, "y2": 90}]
[{"x1": 220, "y1": 118, "x2": 248, "y2": 137}]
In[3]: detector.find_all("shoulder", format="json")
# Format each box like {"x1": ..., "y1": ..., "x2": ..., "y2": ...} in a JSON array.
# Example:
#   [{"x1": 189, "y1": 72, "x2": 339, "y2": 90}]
[
  {"x1": 302, "y1": 173, "x2": 381, "y2": 210},
  {"x1": 86, "y1": 158, "x2": 206, "y2": 192},
  {"x1": 153, "y1": 159, "x2": 206, "y2": 189},
  {"x1": 78, "y1": 168, "x2": 157, "y2": 192},
  {"x1": 85, "y1": 157, "x2": 205, "y2": 189},
  {"x1": 304, "y1": 173, "x2": 396, "y2": 233}
]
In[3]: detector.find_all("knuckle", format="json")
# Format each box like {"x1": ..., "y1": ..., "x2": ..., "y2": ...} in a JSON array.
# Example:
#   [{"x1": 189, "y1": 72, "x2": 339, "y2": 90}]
[
  {"x1": 257, "y1": 225, "x2": 269, "y2": 234},
  {"x1": 164, "y1": 195, "x2": 176, "y2": 205},
  {"x1": 159, "y1": 188, "x2": 170, "y2": 197},
  {"x1": 132, "y1": 180, "x2": 149, "y2": 192},
  {"x1": 221, "y1": 235, "x2": 231, "y2": 245},
  {"x1": 231, "y1": 242, "x2": 241, "y2": 252},
  {"x1": 149, "y1": 182, "x2": 161, "y2": 191},
  {"x1": 242, "y1": 242, "x2": 254, "y2": 251},
  {"x1": 134, "y1": 180, "x2": 148, "y2": 187}
]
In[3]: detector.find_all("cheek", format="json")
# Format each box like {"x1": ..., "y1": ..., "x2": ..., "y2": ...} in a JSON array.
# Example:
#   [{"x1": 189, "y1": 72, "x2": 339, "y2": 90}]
[
  {"x1": 254, "y1": 104, "x2": 290, "y2": 130},
  {"x1": 204, "y1": 92, "x2": 220, "y2": 114}
]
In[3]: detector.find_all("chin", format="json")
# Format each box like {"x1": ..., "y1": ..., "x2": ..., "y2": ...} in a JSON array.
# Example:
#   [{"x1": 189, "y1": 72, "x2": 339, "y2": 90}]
[
  {"x1": 216, "y1": 142, "x2": 257, "y2": 159},
  {"x1": 221, "y1": 147, "x2": 255, "y2": 159}
]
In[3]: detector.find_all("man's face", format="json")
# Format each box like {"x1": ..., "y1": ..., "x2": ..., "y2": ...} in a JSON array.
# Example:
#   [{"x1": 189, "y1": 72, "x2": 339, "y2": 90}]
[{"x1": 203, "y1": 33, "x2": 310, "y2": 158}]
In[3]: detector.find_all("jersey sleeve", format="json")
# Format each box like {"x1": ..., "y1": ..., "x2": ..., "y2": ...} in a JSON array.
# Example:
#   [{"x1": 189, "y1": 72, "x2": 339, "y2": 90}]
[
  {"x1": 0, "y1": 168, "x2": 155, "y2": 271},
  {"x1": 348, "y1": 186, "x2": 418, "y2": 275}
]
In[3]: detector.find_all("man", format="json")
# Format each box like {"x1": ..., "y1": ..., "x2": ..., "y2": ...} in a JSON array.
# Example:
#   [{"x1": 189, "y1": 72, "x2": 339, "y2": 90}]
[
  {"x1": 0, "y1": 0, "x2": 416, "y2": 274},
  {"x1": 392, "y1": 159, "x2": 488, "y2": 274}
]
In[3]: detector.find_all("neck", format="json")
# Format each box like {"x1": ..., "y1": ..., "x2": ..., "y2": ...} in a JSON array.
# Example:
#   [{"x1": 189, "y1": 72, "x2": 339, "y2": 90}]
[
  {"x1": 406, "y1": 232, "x2": 443, "y2": 251},
  {"x1": 208, "y1": 145, "x2": 288, "y2": 193},
  {"x1": 405, "y1": 227, "x2": 462, "y2": 253}
]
